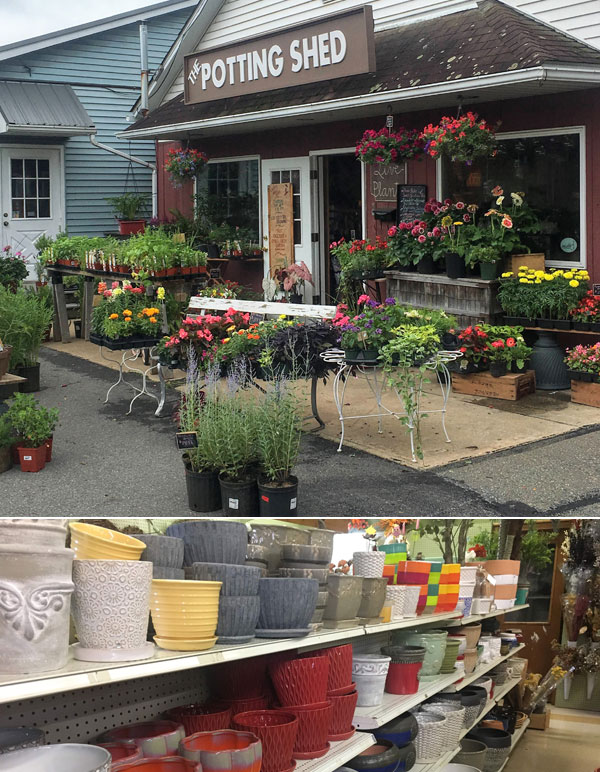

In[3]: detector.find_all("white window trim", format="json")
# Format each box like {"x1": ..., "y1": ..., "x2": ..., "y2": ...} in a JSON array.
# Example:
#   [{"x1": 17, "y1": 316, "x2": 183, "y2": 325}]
[
  {"x1": 194, "y1": 154, "x2": 262, "y2": 239},
  {"x1": 308, "y1": 147, "x2": 365, "y2": 237},
  {"x1": 437, "y1": 125, "x2": 586, "y2": 269}
]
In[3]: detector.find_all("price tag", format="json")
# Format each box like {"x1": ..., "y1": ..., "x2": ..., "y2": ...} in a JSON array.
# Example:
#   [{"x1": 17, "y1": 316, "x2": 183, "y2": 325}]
[
  {"x1": 175, "y1": 432, "x2": 198, "y2": 450},
  {"x1": 593, "y1": 284, "x2": 600, "y2": 297},
  {"x1": 357, "y1": 331, "x2": 368, "y2": 342}
]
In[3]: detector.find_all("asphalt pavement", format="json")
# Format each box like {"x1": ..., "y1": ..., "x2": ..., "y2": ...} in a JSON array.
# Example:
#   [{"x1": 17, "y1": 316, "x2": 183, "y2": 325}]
[{"x1": 0, "y1": 348, "x2": 598, "y2": 517}]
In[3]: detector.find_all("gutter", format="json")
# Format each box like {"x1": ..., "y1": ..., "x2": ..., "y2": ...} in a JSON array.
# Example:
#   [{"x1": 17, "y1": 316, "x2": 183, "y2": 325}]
[
  {"x1": 119, "y1": 64, "x2": 600, "y2": 140},
  {"x1": 89, "y1": 134, "x2": 157, "y2": 217}
]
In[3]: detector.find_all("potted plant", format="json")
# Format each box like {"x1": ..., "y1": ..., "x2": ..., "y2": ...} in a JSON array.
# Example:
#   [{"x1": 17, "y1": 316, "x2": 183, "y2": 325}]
[
  {"x1": 570, "y1": 291, "x2": 600, "y2": 332},
  {"x1": 355, "y1": 126, "x2": 423, "y2": 165},
  {"x1": 516, "y1": 520, "x2": 554, "y2": 604},
  {"x1": 450, "y1": 325, "x2": 490, "y2": 373},
  {"x1": 276, "y1": 261, "x2": 314, "y2": 303},
  {"x1": 485, "y1": 338, "x2": 509, "y2": 378},
  {"x1": 465, "y1": 245, "x2": 502, "y2": 280},
  {"x1": 106, "y1": 193, "x2": 150, "y2": 235},
  {"x1": 255, "y1": 372, "x2": 303, "y2": 515},
  {"x1": 0, "y1": 414, "x2": 14, "y2": 474},
  {"x1": 164, "y1": 147, "x2": 208, "y2": 187},
  {"x1": 0, "y1": 246, "x2": 28, "y2": 290},
  {"x1": 5, "y1": 392, "x2": 59, "y2": 473},
  {"x1": 421, "y1": 112, "x2": 497, "y2": 163}
]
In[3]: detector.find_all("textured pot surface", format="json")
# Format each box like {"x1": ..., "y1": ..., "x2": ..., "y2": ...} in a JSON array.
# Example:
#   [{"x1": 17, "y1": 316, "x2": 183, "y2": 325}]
[
  {"x1": 247, "y1": 524, "x2": 310, "y2": 574},
  {"x1": 98, "y1": 721, "x2": 186, "y2": 758},
  {"x1": 256, "y1": 578, "x2": 318, "y2": 631},
  {"x1": 358, "y1": 578, "x2": 389, "y2": 619},
  {"x1": 166, "y1": 521, "x2": 248, "y2": 566},
  {"x1": 352, "y1": 551, "x2": 386, "y2": 578},
  {"x1": 191, "y1": 563, "x2": 260, "y2": 597},
  {"x1": 136, "y1": 535, "x2": 184, "y2": 569},
  {"x1": 0, "y1": 519, "x2": 67, "y2": 548},
  {"x1": 324, "y1": 575, "x2": 364, "y2": 621},
  {"x1": 179, "y1": 729, "x2": 262, "y2": 772},
  {"x1": 0, "y1": 543, "x2": 74, "y2": 674},
  {"x1": 217, "y1": 595, "x2": 261, "y2": 640}
]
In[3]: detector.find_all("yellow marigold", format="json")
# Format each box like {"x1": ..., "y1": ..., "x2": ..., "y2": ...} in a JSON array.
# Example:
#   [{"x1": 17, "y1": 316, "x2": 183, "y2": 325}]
[
  {"x1": 123, "y1": 309, "x2": 132, "y2": 316},
  {"x1": 534, "y1": 270, "x2": 544, "y2": 278},
  {"x1": 227, "y1": 325, "x2": 236, "y2": 332},
  {"x1": 518, "y1": 266, "x2": 529, "y2": 271},
  {"x1": 569, "y1": 279, "x2": 579, "y2": 287},
  {"x1": 544, "y1": 274, "x2": 554, "y2": 281},
  {"x1": 150, "y1": 317, "x2": 157, "y2": 323},
  {"x1": 519, "y1": 278, "x2": 528, "y2": 284},
  {"x1": 535, "y1": 279, "x2": 542, "y2": 284},
  {"x1": 564, "y1": 272, "x2": 574, "y2": 279},
  {"x1": 279, "y1": 314, "x2": 287, "y2": 320},
  {"x1": 518, "y1": 273, "x2": 526, "y2": 278},
  {"x1": 109, "y1": 313, "x2": 119, "y2": 320}
]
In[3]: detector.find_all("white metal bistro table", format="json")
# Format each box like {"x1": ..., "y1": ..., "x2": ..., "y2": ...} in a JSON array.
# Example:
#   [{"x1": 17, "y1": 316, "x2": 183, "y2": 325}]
[
  {"x1": 321, "y1": 348, "x2": 462, "y2": 461},
  {"x1": 98, "y1": 343, "x2": 164, "y2": 416}
]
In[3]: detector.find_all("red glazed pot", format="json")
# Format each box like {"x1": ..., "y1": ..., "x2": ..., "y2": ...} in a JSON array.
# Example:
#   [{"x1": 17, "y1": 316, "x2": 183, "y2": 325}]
[
  {"x1": 277, "y1": 701, "x2": 331, "y2": 760},
  {"x1": 164, "y1": 704, "x2": 231, "y2": 734},
  {"x1": 115, "y1": 758, "x2": 199, "y2": 772},
  {"x1": 326, "y1": 682, "x2": 356, "y2": 697},
  {"x1": 315, "y1": 645, "x2": 353, "y2": 692},
  {"x1": 385, "y1": 662, "x2": 422, "y2": 695},
  {"x1": 210, "y1": 658, "x2": 269, "y2": 700},
  {"x1": 233, "y1": 711, "x2": 298, "y2": 772},
  {"x1": 269, "y1": 656, "x2": 329, "y2": 707},
  {"x1": 179, "y1": 729, "x2": 262, "y2": 772},
  {"x1": 214, "y1": 695, "x2": 269, "y2": 715},
  {"x1": 18, "y1": 445, "x2": 47, "y2": 473},
  {"x1": 96, "y1": 740, "x2": 143, "y2": 768},
  {"x1": 97, "y1": 720, "x2": 185, "y2": 758},
  {"x1": 327, "y1": 689, "x2": 358, "y2": 741}
]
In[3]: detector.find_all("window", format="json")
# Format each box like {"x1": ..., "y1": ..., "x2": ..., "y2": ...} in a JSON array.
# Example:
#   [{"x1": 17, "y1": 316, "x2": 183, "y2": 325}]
[
  {"x1": 441, "y1": 128, "x2": 584, "y2": 266},
  {"x1": 196, "y1": 158, "x2": 259, "y2": 239},
  {"x1": 11, "y1": 158, "x2": 51, "y2": 219},
  {"x1": 270, "y1": 169, "x2": 302, "y2": 245}
]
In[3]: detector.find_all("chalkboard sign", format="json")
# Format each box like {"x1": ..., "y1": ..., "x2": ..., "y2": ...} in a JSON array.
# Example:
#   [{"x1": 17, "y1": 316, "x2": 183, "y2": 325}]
[
  {"x1": 175, "y1": 432, "x2": 198, "y2": 450},
  {"x1": 594, "y1": 284, "x2": 600, "y2": 297},
  {"x1": 370, "y1": 163, "x2": 407, "y2": 202},
  {"x1": 249, "y1": 312, "x2": 266, "y2": 324},
  {"x1": 396, "y1": 184, "x2": 427, "y2": 224}
]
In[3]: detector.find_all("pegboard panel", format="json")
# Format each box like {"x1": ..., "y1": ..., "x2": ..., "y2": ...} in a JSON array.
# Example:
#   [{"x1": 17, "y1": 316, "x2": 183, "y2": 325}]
[
  {"x1": 0, "y1": 668, "x2": 209, "y2": 744},
  {"x1": 352, "y1": 630, "x2": 393, "y2": 656}
]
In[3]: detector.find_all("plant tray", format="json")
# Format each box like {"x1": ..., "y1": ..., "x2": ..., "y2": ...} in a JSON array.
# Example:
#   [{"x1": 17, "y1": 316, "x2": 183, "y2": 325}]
[
  {"x1": 451, "y1": 370, "x2": 536, "y2": 401},
  {"x1": 89, "y1": 333, "x2": 161, "y2": 350},
  {"x1": 571, "y1": 380, "x2": 600, "y2": 408}
]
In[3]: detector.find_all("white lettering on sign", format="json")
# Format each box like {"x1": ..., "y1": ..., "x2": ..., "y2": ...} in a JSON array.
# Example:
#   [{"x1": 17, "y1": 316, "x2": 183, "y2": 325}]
[{"x1": 188, "y1": 31, "x2": 348, "y2": 88}]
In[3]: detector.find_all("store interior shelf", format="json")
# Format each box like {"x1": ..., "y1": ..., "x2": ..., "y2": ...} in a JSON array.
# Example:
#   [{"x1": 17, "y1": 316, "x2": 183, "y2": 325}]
[
  {"x1": 354, "y1": 671, "x2": 462, "y2": 730},
  {"x1": 362, "y1": 611, "x2": 462, "y2": 634},
  {"x1": 455, "y1": 644, "x2": 525, "y2": 690},
  {"x1": 297, "y1": 731, "x2": 375, "y2": 772},
  {"x1": 445, "y1": 604, "x2": 529, "y2": 627},
  {"x1": 498, "y1": 717, "x2": 530, "y2": 771}
]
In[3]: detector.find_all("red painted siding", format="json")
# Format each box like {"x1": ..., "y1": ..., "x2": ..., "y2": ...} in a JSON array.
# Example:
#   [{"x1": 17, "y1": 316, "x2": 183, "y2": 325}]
[{"x1": 156, "y1": 141, "x2": 195, "y2": 221}]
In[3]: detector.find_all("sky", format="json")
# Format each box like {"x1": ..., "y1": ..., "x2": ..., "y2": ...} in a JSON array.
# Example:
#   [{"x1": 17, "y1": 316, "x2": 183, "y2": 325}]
[{"x1": 0, "y1": 0, "x2": 162, "y2": 46}]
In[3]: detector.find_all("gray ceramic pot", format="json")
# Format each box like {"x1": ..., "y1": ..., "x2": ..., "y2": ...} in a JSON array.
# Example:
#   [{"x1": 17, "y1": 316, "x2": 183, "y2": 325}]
[
  {"x1": 247, "y1": 523, "x2": 310, "y2": 574},
  {"x1": 0, "y1": 543, "x2": 74, "y2": 674},
  {"x1": 307, "y1": 528, "x2": 336, "y2": 562},
  {"x1": 324, "y1": 574, "x2": 364, "y2": 621},
  {"x1": 0, "y1": 744, "x2": 111, "y2": 772},
  {"x1": 166, "y1": 521, "x2": 248, "y2": 566},
  {"x1": 136, "y1": 534, "x2": 184, "y2": 568},
  {"x1": 246, "y1": 561, "x2": 268, "y2": 576},
  {"x1": 0, "y1": 727, "x2": 44, "y2": 754},
  {"x1": 454, "y1": 738, "x2": 487, "y2": 770},
  {"x1": 190, "y1": 563, "x2": 260, "y2": 596},
  {"x1": 358, "y1": 577, "x2": 388, "y2": 619},
  {"x1": 0, "y1": 519, "x2": 67, "y2": 548},
  {"x1": 246, "y1": 544, "x2": 269, "y2": 563},
  {"x1": 282, "y1": 544, "x2": 331, "y2": 565},
  {"x1": 316, "y1": 590, "x2": 329, "y2": 608},
  {"x1": 217, "y1": 595, "x2": 261, "y2": 643},
  {"x1": 256, "y1": 577, "x2": 318, "y2": 633},
  {"x1": 152, "y1": 566, "x2": 185, "y2": 580},
  {"x1": 346, "y1": 739, "x2": 400, "y2": 772},
  {"x1": 279, "y1": 566, "x2": 329, "y2": 583}
]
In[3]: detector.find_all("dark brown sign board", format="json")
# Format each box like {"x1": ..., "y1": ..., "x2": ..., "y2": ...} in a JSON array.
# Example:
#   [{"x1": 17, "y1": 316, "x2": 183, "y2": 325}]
[
  {"x1": 594, "y1": 283, "x2": 600, "y2": 296},
  {"x1": 176, "y1": 432, "x2": 198, "y2": 450},
  {"x1": 370, "y1": 163, "x2": 407, "y2": 202},
  {"x1": 396, "y1": 184, "x2": 427, "y2": 224},
  {"x1": 184, "y1": 6, "x2": 375, "y2": 105},
  {"x1": 268, "y1": 183, "x2": 294, "y2": 273}
]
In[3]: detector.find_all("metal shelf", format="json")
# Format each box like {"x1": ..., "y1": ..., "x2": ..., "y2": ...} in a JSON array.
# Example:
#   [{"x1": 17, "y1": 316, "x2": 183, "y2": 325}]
[
  {"x1": 446, "y1": 605, "x2": 529, "y2": 627},
  {"x1": 498, "y1": 717, "x2": 530, "y2": 770},
  {"x1": 362, "y1": 611, "x2": 462, "y2": 634},
  {"x1": 455, "y1": 645, "x2": 526, "y2": 690},
  {"x1": 297, "y1": 732, "x2": 375, "y2": 772}
]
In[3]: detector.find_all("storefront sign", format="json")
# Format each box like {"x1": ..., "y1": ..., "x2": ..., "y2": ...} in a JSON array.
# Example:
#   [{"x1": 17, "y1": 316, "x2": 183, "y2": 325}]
[
  {"x1": 268, "y1": 183, "x2": 294, "y2": 272},
  {"x1": 396, "y1": 184, "x2": 427, "y2": 223},
  {"x1": 370, "y1": 163, "x2": 407, "y2": 202},
  {"x1": 184, "y1": 6, "x2": 375, "y2": 105}
]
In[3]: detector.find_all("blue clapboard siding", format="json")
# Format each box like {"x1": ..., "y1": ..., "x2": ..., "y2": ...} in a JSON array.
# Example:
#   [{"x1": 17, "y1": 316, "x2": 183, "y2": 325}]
[{"x1": 0, "y1": 8, "x2": 191, "y2": 235}]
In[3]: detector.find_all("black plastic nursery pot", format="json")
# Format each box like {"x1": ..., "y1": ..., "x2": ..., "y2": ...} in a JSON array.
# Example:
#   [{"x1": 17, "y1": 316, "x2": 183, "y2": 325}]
[
  {"x1": 185, "y1": 468, "x2": 222, "y2": 512},
  {"x1": 14, "y1": 363, "x2": 40, "y2": 393},
  {"x1": 445, "y1": 251, "x2": 466, "y2": 279},
  {"x1": 416, "y1": 255, "x2": 435, "y2": 274},
  {"x1": 480, "y1": 261, "x2": 499, "y2": 281},
  {"x1": 573, "y1": 321, "x2": 590, "y2": 331},
  {"x1": 489, "y1": 361, "x2": 507, "y2": 378},
  {"x1": 344, "y1": 349, "x2": 379, "y2": 364},
  {"x1": 258, "y1": 475, "x2": 299, "y2": 516},
  {"x1": 219, "y1": 473, "x2": 259, "y2": 516}
]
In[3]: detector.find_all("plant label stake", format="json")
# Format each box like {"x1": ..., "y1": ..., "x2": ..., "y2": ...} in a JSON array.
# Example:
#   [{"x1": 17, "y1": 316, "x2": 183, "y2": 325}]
[
  {"x1": 594, "y1": 284, "x2": 600, "y2": 297},
  {"x1": 176, "y1": 431, "x2": 198, "y2": 450}
]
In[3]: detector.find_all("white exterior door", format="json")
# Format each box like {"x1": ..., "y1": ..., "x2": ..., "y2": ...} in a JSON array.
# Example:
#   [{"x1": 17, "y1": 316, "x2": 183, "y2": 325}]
[
  {"x1": 261, "y1": 157, "x2": 313, "y2": 297},
  {"x1": 0, "y1": 146, "x2": 64, "y2": 274}
]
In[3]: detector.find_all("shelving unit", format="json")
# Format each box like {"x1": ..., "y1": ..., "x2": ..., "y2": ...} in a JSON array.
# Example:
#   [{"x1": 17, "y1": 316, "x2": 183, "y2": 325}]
[
  {"x1": 498, "y1": 718, "x2": 530, "y2": 771},
  {"x1": 446, "y1": 605, "x2": 529, "y2": 627},
  {"x1": 456, "y1": 644, "x2": 526, "y2": 690},
  {"x1": 297, "y1": 732, "x2": 375, "y2": 772}
]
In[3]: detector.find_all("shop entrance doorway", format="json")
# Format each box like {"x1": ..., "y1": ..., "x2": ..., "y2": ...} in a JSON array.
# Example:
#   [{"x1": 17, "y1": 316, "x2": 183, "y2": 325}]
[{"x1": 312, "y1": 150, "x2": 363, "y2": 303}]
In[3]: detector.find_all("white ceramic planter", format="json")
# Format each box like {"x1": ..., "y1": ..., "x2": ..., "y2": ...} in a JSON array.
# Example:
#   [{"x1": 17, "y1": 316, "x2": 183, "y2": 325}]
[
  {"x1": 71, "y1": 560, "x2": 154, "y2": 662},
  {"x1": 0, "y1": 519, "x2": 68, "y2": 548},
  {"x1": 385, "y1": 586, "x2": 406, "y2": 621},
  {"x1": 352, "y1": 654, "x2": 390, "y2": 707},
  {"x1": 0, "y1": 544, "x2": 74, "y2": 674},
  {"x1": 402, "y1": 586, "x2": 421, "y2": 618},
  {"x1": 353, "y1": 551, "x2": 385, "y2": 578}
]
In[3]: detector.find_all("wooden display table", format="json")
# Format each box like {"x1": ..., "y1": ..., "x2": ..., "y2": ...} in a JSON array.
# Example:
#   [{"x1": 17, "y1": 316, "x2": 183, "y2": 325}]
[
  {"x1": 0, "y1": 372, "x2": 27, "y2": 400},
  {"x1": 451, "y1": 369, "x2": 536, "y2": 401}
]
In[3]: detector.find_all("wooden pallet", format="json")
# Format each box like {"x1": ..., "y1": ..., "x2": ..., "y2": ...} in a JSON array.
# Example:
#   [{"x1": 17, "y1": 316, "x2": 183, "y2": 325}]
[
  {"x1": 451, "y1": 370, "x2": 536, "y2": 401},
  {"x1": 571, "y1": 379, "x2": 600, "y2": 408}
]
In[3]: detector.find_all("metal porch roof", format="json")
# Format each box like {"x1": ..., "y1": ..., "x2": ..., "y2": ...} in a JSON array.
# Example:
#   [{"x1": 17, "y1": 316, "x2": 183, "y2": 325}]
[{"x1": 0, "y1": 81, "x2": 96, "y2": 136}]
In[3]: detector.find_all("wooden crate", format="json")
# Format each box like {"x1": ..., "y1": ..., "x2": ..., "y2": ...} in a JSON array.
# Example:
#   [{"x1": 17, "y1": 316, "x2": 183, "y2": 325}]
[
  {"x1": 505, "y1": 252, "x2": 545, "y2": 274},
  {"x1": 571, "y1": 379, "x2": 600, "y2": 408},
  {"x1": 0, "y1": 372, "x2": 26, "y2": 400},
  {"x1": 529, "y1": 707, "x2": 550, "y2": 730},
  {"x1": 452, "y1": 370, "x2": 536, "y2": 401}
]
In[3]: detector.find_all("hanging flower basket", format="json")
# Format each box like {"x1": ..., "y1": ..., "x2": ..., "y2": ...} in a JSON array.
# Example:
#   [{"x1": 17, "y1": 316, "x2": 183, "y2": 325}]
[
  {"x1": 165, "y1": 148, "x2": 209, "y2": 186},
  {"x1": 421, "y1": 112, "x2": 497, "y2": 164},
  {"x1": 355, "y1": 127, "x2": 423, "y2": 165}
]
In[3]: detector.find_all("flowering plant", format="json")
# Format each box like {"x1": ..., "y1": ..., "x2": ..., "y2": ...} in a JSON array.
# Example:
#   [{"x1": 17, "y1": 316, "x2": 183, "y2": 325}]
[
  {"x1": 421, "y1": 111, "x2": 497, "y2": 164},
  {"x1": 91, "y1": 284, "x2": 162, "y2": 340},
  {"x1": 355, "y1": 127, "x2": 423, "y2": 165},
  {"x1": 160, "y1": 308, "x2": 250, "y2": 367},
  {"x1": 330, "y1": 237, "x2": 390, "y2": 275},
  {"x1": 480, "y1": 324, "x2": 532, "y2": 370},
  {"x1": 275, "y1": 261, "x2": 314, "y2": 293},
  {"x1": 456, "y1": 325, "x2": 489, "y2": 369},
  {"x1": 0, "y1": 246, "x2": 28, "y2": 288},
  {"x1": 570, "y1": 290, "x2": 600, "y2": 323},
  {"x1": 196, "y1": 280, "x2": 242, "y2": 299},
  {"x1": 164, "y1": 147, "x2": 208, "y2": 186},
  {"x1": 565, "y1": 343, "x2": 600, "y2": 375},
  {"x1": 498, "y1": 265, "x2": 590, "y2": 320}
]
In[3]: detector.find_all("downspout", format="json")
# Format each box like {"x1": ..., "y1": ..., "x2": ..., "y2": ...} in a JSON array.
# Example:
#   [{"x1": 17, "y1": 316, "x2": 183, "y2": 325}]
[
  {"x1": 89, "y1": 134, "x2": 158, "y2": 218},
  {"x1": 140, "y1": 22, "x2": 149, "y2": 116}
]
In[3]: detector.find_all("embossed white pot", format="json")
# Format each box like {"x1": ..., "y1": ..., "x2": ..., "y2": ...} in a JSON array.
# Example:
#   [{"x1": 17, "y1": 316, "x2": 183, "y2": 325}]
[
  {"x1": 0, "y1": 519, "x2": 68, "y2": 548},
  {"x1": 0, "y1": 544, "x2": 74, "y2": 674},
  {"x1": 71, "y1": 560, "x2": 154, "y2": 662},
  {"x1": 352, "y1": 654, "x2": 391, "y2": 707}
]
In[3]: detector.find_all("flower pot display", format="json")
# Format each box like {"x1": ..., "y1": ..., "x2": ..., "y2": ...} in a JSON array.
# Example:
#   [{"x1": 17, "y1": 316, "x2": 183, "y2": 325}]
[
  {"x1": 152, "y1": 566, "x2": 185, "y2": 580},
  {"x1": 258, "y1": 475, "x2": 298, "y2": 516},
  {"x1": 17, "y1": 444, "x2": 47, "y2": 472},
  {"x1": 282, "y1": 544, "x2": 331, "y2": 567},
  {"x1": 0, "y1": 744, "x2": 111, "y2": 772},
  {"x1": 179, "y1": 730, "x2": 262, "y2": 772},
  {"x1": 98, "y1": 721, "x2": 185, "y2": 759},
  {"x1": 135, "y1": 535, "x2": 184, "y2": 569},
  {"x1": 71, "y1": 559, "x2": 154, "y2": 662},
  {"x1": 461, "y1": 686, "x2": 488, "y2": 717},
  {"x1": 378, "y1": 543, "x2": 408, "y2": 565},
  {"x1": 384, "y1": 660, "x2": 423, "y2": 696},
  {"x1": 114, "y1": 758, "x2": 200, "y2": 771},
  {"x1": 413, "y1": 712, "x2": 447, "y2": 762},
  {"x1": 440, "y1": 638, "x2": 461, "y2": 674},
  {"x1": 0, "y1": 518, "x2": 68, "y2": 547},
  {"x1": 247, "y1": 523, "x2": 310, "y2": 574},
  {"x1": 279, "y1": 566, "x2": 329, "y2": 583},
  {"x1": 327, "y1": 689, "x2": 358, "y2": 741},
  {"x1": 353, "y1": 551, "x2": 386, "y2": 578},
  {"x1": 452, "y1": 739, "x2": 487, "y2": 771},
  {"x1": 96, "y1": 740, "x2": 143, "y2": 769},
  {"x1": 352, "y1": 654, "x2": 391, "y2": 707},
  {"x1": 164, "y1": 705, "x2": 232, "y2": 735},
  {"x1": 396, "y1": 562, "x2": 431, "y2": 615},
  {"x1": 219, "y1": 475, "x2": 259, "y2": 517},
  {"x1": 216, "y1": 595, "x2": 261, "y2": 644},
  {"x1": 185, "y1": 469, "x2": 222, "y2": 513},
  {"x1": 466, "y1": 727, "x2": 511, "y2": 772},
  {"x1": 149, "y1": 579, "x2": 221, "y2": 651},
  {"x1": 422, "y1": 702, "x2": 465, "y2": 751},
  {"x1": 0, "y1": 542, "x2": 74, "y2": 674},
  {"x1": 166, "y1": 521, "x2": 248, "y2": 566},
  {"x1": 459, "y1": 623, "x2": 482, "y2": 649},
  {"x1": 384, "y1": 585, "x2": 407, "y2": 621},
  {"x1": 270, "y1": 655, "x2": 329, "y2": 706},
  {"x1": 69, "y1": 523, "x2": 146, "y2": 561},
  {"x1": 463, "y1": 648, "x2": 478, "y2": 675},
  {"x1": 358, "y1": 577, "x2": 388, "y2": 622},
  {"x1": 190, "y1": 563, "x2": 260, "y2": 596},
  {"x1": 232, "y1": 711, "x2": 298, "y2": 772},
  {"x1": 323, "y1": 574, "x2": 364, "y2": 627},
  {"x1": 277, "y1": 701, "x2": 332, "y2": 759},
  {"x1": 0, "y1": 727, "x2": 44, "y2": 754},
  {"x1": 209, "y1": 657, "x2": 269, "y2": 702},
  {"x1": 393, "y1": 629, "x2": 448, "y2": 678},
  {"x1": 316, "y1": 644, "x2": 353, "y2": 693},
  {"x1": 256, "y1": 578, "x2": 318, "y2": 638},
  {"x1": 346, "y1": 740, "x2": 402, "y2": 772},
  {"x1": 374, "y1": 713, "x2": 418, "y2": 749}
]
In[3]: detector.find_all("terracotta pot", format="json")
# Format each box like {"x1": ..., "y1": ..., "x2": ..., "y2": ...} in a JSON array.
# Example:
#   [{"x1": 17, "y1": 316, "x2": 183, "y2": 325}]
[
  {"x1": 17, "y1": 444, "x2": 47, "y2": 473},
  {"x1": 484, "y1": 560, "x2": 521, "y2": 575},
  {"x1": 179, "y1": 729, "x2": 262, "y2": 772},
  {"x1": 115, "y1": 758, "x2": 200, "y2": 771},
  {"x1": 118, "y1": 220, "x2": 146, "y2": 236},
  {"x1": 459, "y1": 623, "x2": 482, "y2": 649}
]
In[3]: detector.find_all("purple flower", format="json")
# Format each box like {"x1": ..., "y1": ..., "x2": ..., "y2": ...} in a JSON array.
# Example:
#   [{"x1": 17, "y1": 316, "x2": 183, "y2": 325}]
[
  {"x1": 375, "y1": 328, "x2": 383, "y2": 335},
  {"x1": 385, "y1": 298, "x2": 396, "y2": 305},
  {"x1": 367, "y1": 299, "x2": 378, "y2": 308}
]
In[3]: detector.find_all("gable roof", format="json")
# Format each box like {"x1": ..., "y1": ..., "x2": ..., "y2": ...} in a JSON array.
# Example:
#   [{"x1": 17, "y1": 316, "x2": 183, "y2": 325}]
[
  {"x1": 0, "y1": 0, "x2": 197, "y2": 62},
  {"x1": 123, "y1": 0, "x2": 600, "y2": 139}
]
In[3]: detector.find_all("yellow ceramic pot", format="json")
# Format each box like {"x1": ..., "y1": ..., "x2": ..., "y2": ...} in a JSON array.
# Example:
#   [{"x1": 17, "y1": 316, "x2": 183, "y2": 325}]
[
  {"x1": 154, "y1": 636, "x2": 218, "y2": 652},
  {"x1": 150, "y1": 580, "x2": 221, "y2": 641},
  {"x1": 69, "y1": 522, "x2": 146, "y2": 560}
]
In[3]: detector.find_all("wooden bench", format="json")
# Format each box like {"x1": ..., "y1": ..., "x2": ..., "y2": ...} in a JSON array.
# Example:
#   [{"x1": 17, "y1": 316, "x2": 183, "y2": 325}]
[{"x1": 186, "y1": 296, "x2": 338, "y2": 428}]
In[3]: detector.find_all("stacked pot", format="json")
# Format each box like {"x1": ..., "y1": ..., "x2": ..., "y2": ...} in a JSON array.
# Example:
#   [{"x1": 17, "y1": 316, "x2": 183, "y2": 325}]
[
  {"x1": 466, "y1": 726, "x2": 512, "y2": 772},
  {"x1": 347, "y1": 736, "x2": 416, "y2": 772},
  {"x1": 136, "y1": 534, "x2": 185, "y2": 580},
  {"x1": 0, "y1": 519, "x2": 74, "y2": 674},
  {"x1": 484, "y1": 560, "x2": 521, "y2": 611},
  {"x1": 396, "y1": 562, "x2": 432, "y2": 615},
  {"x1": 373, "y1": 713, "x2": 418, "y2": 772},
  {"x1": 279, "y1": 544, "x2": 332, "y2": 629},
  {"x1": 437, "y1": 563, "x2": 460, "y2": 614},
  {"x1": 256, "y1": 577, "x2": 319, "y2": 638},
  {"x1": 381, "y1": 645, "x2": 426, "y2": 695},
  {"x1": 357, "y1": 577, "x2": 388, "y2": 624},
  {"x1": 458, "y1": 565, "x2": 479, "y2": 618},
  {"x1": 323, "y1": 574, "x2": 364, "y2": 629},
  {"x1": 456, "y1": 623, "x2": 482, "y2": 675},
  {"x1": 316, "y1": 644, "x2": 358, "y2": 742},
  {"x1": 422, "y1": 561, "x2": 442, "y2": 616},
  {"x1": 392, "y1": 629, "x2": 448, "y2": 680}
]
